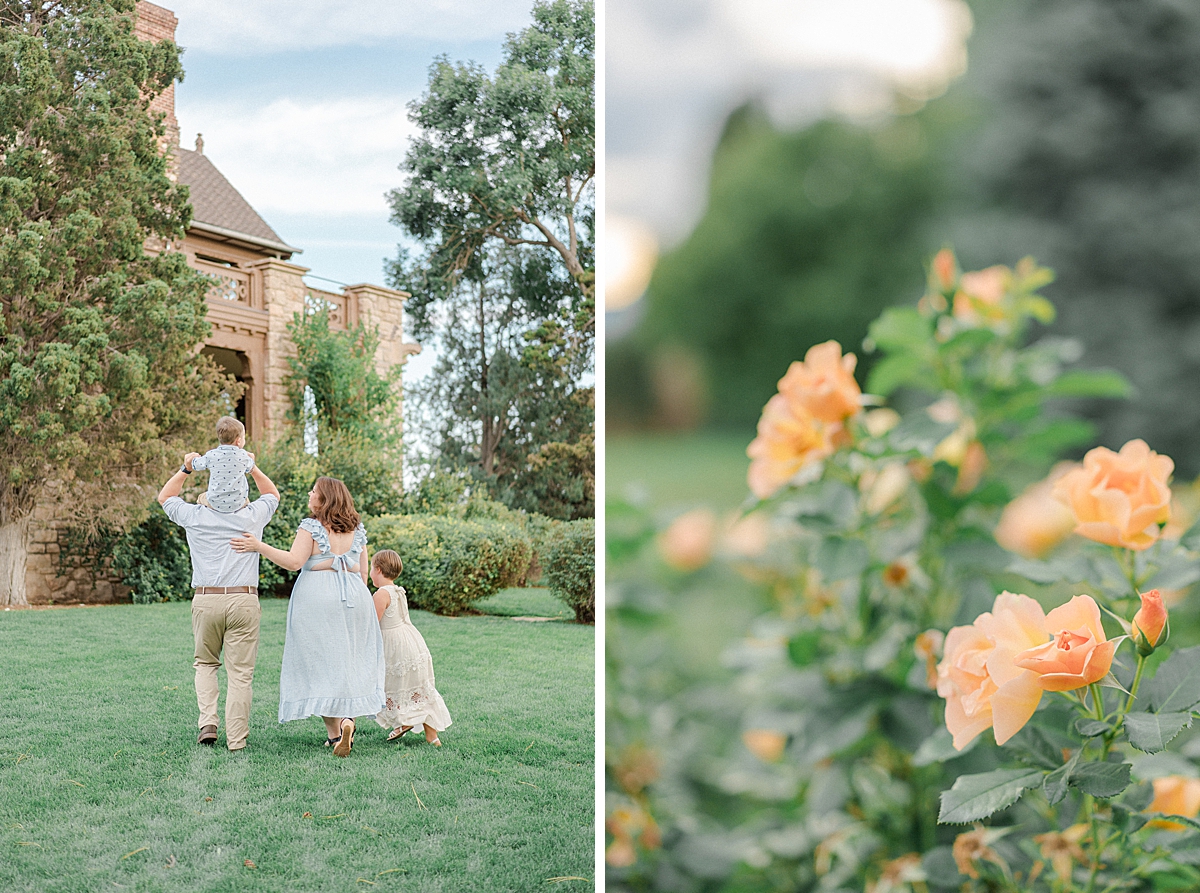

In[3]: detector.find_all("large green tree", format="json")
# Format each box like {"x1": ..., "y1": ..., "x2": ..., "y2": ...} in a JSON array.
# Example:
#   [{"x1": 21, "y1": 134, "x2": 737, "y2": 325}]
[
  {"x1": 0, "y1": 0, "x2": 229, "y2": 605},
  {"x1": 388, "y1": 0, "x2": 594, "y2": 518},
  {"x1": 397, "y1": 241, "x2": 594, "y2": 519}
]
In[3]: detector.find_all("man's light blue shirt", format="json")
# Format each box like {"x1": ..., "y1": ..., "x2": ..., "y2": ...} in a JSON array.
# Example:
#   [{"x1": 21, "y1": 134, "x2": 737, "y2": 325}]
[{"x1": 162, "y1": 494, "x2": 279, "y2": 588}]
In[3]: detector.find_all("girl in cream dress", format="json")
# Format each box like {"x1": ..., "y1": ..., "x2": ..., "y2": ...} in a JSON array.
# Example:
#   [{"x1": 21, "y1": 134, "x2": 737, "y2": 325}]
[{"x1": 369, "y1": 550, "x2": 452, "y2": 745}]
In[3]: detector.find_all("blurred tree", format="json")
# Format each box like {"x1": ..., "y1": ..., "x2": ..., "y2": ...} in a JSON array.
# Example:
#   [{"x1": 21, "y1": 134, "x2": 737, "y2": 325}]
[
  {"x1": 0, "y1": 0, "x2": 230, "y2": 606},
  {"x1": 624, "y1": 103, "x2": 952, "y2": 431},
  {"x1": 947, "y1": 0, "x2": 1200, "y2": 475}
]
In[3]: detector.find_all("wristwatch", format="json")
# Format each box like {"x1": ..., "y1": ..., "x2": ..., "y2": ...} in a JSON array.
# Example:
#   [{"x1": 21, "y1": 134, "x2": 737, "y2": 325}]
[{"x1": 180, "y1": 464, "x2": 192, "y2": 475}]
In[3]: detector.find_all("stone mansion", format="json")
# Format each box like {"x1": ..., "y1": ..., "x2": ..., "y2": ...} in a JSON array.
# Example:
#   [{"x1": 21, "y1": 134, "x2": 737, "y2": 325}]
[{"x1": 24, "y1": 2, "x2": 418, "y2": 604}]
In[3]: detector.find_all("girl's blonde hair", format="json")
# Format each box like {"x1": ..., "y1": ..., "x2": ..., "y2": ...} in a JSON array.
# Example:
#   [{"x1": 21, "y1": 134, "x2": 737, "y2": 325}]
[
  {"x1": 309, "y1": 477, "x2": 360, "y2": 534},
  {"x1": 372, "y1": 549, "x2": 403, "y2": 580}
]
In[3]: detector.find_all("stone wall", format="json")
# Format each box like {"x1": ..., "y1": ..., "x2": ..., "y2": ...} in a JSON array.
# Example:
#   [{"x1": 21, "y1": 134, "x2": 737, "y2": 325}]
[{"x1": 25, "y1": 485, "x2": 129, "y2": 606}]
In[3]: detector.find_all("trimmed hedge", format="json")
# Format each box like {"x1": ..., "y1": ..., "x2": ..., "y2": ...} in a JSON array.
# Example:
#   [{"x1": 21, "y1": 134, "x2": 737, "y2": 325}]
[
  {"x1": 365, "y1": 513, "x2": 532, "y2": 615},
  {"x1": 544, "y1": 519, "x2": 594, "y2": 623}
]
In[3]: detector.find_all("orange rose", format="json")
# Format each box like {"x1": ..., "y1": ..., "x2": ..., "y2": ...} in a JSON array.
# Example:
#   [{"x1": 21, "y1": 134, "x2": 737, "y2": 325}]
[
  {"x1": 994, "y1": 463, "x2": 1078, "y2": 558},
  {"x1": 1012, "y1": 595, "x2": 1116, "y2": 691},
  {"x1": 1053, "y1": 439, "x2": 1174, "y2": 550},
  {"x1": 742, "y1": 729, "x2": 787, "y2": 762},
  {"x1": 952, "y1": 265, "x2": 1011, "y2": 325},
  {"x1": 931, "y1": 248, "x2": 957, "y2": 291},
  {"x1": 936, "y1": 592, "x2": 1047, "y2": 749},
  {"x1": 746, "y1": 395, "x2": 841, "y2": 498},
  {"x1": 1148, "y1": 776, "x2": 1200, "y2": 831},
  {"x1": 657, "y1": 508, "x2": 718, "y2": 572},
  {"x1": 777, "y1": 341, "x2": 862, "y2": 424},
  {"x1": 1132, "y1": 588, "x2": 1168, "y2": 652}
]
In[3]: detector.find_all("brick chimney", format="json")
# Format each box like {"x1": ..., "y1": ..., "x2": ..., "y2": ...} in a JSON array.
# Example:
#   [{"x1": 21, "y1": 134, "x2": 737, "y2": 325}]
[{"x1": 134, "y1": 2, "x2": 180, "y2": 155}]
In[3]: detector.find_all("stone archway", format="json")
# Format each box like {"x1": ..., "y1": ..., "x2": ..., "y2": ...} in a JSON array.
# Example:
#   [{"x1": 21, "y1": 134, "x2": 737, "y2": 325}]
[{"x1": 201, "y1": 346, "x2": 252, "y2": 434}]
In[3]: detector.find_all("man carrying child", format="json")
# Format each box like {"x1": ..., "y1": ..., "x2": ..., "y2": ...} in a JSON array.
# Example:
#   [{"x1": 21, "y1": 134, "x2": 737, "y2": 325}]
[{"x1": 157, "y1": 416, "x2": 280, "y2": 751}]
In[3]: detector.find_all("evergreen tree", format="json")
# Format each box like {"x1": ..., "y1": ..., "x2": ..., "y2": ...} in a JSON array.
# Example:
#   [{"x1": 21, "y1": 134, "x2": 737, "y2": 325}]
[
  {"x1": 0, "y1": 0, "x2": 229, "y2": 604},
  {"x1": 948, "y1": 0, "x2": 1200, "y2": 474}
]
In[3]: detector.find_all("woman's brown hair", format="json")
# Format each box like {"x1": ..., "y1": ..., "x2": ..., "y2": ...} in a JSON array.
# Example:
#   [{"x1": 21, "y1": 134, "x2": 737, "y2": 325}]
[{"x1": 309, "y1": 476, "x2": 360, "y2": 533}]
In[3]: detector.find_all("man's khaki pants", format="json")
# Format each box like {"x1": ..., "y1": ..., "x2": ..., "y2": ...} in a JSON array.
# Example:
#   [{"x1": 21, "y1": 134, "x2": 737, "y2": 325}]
[{"x1": 192, "y1": 591, "x2": 260, "y2": 750}]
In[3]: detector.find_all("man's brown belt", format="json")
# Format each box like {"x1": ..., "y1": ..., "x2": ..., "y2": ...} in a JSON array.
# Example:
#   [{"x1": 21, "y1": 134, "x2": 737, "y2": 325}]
[{"x1": 194, "y1": 586, "x2": 258, "y2": 595}]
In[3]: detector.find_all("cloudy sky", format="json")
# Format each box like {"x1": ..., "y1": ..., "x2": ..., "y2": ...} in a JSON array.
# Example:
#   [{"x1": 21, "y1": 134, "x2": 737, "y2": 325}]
[{"x1": 168, "y1": 0, "x2": 539, "y2": 380}]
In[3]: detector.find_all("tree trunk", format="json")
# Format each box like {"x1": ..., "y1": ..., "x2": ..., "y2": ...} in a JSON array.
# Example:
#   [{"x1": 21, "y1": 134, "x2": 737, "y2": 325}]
[
  {"x1": 0, "y1": 515, "x2": 31, "y2": 607},
  {"x1": 478, "y1": 280, "x2": 495, "y2": 476}
]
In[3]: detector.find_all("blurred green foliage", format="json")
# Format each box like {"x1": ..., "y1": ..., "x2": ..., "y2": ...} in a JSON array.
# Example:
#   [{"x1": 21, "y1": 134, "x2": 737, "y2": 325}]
[
  {"x1": 606, "y1": 255, "x2": 1200, "y2": 892},
  {"x1": 612, "y1": 104, "x2": 954, "y2": 430},
  {"x1": 947, "y1": 0, "x2": 1200, "y2": 475},
  {"x1": 613, "y1": 0, "x2": 1200, "y2": 479}
]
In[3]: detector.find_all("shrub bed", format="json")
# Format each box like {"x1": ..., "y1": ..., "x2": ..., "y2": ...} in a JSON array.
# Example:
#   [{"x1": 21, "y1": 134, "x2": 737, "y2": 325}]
[
  {"x1": 110, "y1": 509, "x2": 193, "y2": 603},
  {"x1": 544, "y1": 519, "x2": 594, "y2": 623},
  {"x1": 365, "y1": 513, "x2": 532, "y2": 614}
]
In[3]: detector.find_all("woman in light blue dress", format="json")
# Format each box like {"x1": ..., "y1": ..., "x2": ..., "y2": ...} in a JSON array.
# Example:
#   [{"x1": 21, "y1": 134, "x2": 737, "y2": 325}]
[{"x1": 231, "y1": 476, "x2": 384, "y2": 756}]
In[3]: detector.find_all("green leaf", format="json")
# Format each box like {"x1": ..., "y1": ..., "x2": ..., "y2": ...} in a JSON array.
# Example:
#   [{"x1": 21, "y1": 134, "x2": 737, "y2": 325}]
[
  {"x1": 787, "y1": 631, "x2": 821, "y2": 667},
  {"x1": 1111, "y1": 804, "x2": 1149, "y2": 834},
  {"x1": 1156, "y1": 815, "x2": 1200, "y2": 834},
  {"x1": 868, "y1": 307, "x2": 932, "y2": 351},
  {"x1": 888, "y1": 414, "x2": 958, "y2": 455},
  {"x1": 1168, "y1": 833, "x2": 1200, "y2": 866},
  {"x1": 1043, "y1": 369, "x2": 1132, "y2": 399},
  {"x1": 1119, "y1": 780, "x2": 1156, "y2": 812},
  {"x1": 938, "y1": 769, "x2": 1042, "y2": 824},
  {"x1": 1075, "y1": 718, "x2": 1113, "y2": 738},
  {"x1": 1018, "y1": 294, "x2": 1056, "y2": 324},
  {"x1": 866, "y1": 353, "x2": 925, "y2": 396},
  {"x1": 913, "y1": 727, "x2": 976, "y2": 767},
  {"x1": 1144, "y1": 646, "x2": 1200, "y2": 713},
  {"x1": 1124, "y1": 712, "x2": 1194, "y2": 754},
  {"x1": 1043, "y1": 750, "x2": 1081, "y2": 805},
  {"x1": 1070, "y1": 761, "x2": 1132, "y2": 799},
  {"x1": 1009, "y1": 724, "x2": 1067, "y2": 770},
  {"x1": 814, "y1": 537, "x2": 869, "y2": 582}
]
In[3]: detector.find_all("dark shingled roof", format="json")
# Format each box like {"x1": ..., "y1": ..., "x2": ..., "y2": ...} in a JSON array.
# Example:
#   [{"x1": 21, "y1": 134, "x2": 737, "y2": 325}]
[{"x1": 177, "y1": 148, "x2": 295, "y2": 251}]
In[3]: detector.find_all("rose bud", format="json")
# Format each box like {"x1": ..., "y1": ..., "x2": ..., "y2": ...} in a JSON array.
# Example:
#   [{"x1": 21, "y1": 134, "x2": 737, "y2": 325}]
[{"x1": 1132, "y1": 588, "x2": 1168, "y2": 655}]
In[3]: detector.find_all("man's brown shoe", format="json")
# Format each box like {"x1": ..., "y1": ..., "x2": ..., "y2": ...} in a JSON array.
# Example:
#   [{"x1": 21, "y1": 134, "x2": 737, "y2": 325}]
[{"x1": 198, "y1": 725, "x2": 218, "y2": 746}]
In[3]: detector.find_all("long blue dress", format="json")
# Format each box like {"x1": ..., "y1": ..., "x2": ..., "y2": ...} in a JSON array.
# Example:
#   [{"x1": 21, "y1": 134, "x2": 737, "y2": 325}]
[{"x1": 278, "y1": 518, "x2": 385, "y2": 722}]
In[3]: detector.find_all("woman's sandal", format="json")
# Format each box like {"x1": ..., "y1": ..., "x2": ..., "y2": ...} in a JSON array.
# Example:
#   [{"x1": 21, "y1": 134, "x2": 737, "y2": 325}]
[
  {"x1": 332, "y1": 719, "x2": 355, "y2": 757},
  {"x1": 323, "y1": 735, "x2": 341, "y2": 747},
  {"x1": 428, "y1": 737, "x2": 442, "y2": 747},
  {"x1": 387, "y1": 726, "x2": 413, "y2": 742}
]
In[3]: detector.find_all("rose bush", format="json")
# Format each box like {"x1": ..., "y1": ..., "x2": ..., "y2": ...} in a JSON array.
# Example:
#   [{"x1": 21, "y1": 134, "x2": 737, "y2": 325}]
[{"x1": 607, "y1": 250, "x2": 1200, "y2": 892}]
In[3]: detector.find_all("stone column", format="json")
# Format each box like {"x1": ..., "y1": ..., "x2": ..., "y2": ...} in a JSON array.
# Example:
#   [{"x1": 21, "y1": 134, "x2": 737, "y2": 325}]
[
  {"x1": 134, "y1": 2, "x2": 181, "y2": 162},
  {"x1": 343, "y1": 284, "x2": 421, "y2": 480},
  {"x1": 246, "y1": 258, "x2": 311, "y2": 445}
]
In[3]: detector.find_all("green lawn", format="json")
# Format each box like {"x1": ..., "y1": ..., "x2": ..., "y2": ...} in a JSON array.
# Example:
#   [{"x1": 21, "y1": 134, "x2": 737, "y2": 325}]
[
  {"x1": 474, "y1": 587, "x2": 571, "y2": 620},
  {"x1": 0, "y1": 597, "x2": 594, "y2": 892},
  {"x1": 606, "y1": 430, "x2": 753, "y2": 512}
]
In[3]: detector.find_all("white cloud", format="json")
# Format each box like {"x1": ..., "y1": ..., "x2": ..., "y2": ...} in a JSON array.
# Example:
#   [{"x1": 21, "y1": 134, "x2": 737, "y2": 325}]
[
  {"x1": 169, "y1": 0, "x2": 534, "y2": 52},
  {"x1": 606, "y1": 0, "x2": 973, "y2": 241},
  {"x1": 176, "y1": 96, "x2": 417, "y2": 216},
  {"x1": 715, "y1": 0, "x2": 972, "y2": 91}
]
